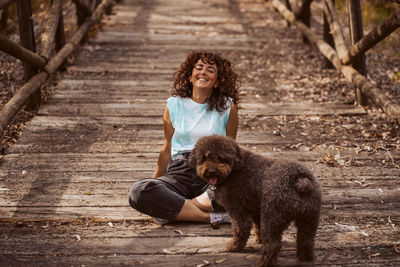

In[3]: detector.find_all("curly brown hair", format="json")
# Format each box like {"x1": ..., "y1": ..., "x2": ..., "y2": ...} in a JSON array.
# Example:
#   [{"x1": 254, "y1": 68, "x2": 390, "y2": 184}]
[{"x1": 172, "y1": 50, "x2": 241, "y2": 113}]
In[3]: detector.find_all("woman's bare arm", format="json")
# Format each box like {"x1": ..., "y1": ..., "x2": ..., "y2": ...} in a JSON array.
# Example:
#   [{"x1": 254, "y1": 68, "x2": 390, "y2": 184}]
[
  {"x1": 153, "y1": 106, "x2": 174, "y2": 178},
  {"x1": 226, "y1": 104, "x2": 238, "y2": 139}
]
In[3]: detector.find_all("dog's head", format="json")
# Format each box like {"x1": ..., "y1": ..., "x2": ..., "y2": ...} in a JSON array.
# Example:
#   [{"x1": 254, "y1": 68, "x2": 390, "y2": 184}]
[{"x1": 189, "y1": 135, "x2": 241, "y2": 186}]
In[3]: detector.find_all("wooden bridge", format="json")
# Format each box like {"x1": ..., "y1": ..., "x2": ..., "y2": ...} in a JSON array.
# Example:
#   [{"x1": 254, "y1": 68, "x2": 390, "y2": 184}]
[{"x1": 0, "y1": 0, "x2": 399, "y2": 265}]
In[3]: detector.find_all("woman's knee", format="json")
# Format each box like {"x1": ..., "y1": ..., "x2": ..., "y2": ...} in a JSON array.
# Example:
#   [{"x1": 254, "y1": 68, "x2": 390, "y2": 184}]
[{"x1": 129, "y1": 179, "x2": 151, "y2": 209}]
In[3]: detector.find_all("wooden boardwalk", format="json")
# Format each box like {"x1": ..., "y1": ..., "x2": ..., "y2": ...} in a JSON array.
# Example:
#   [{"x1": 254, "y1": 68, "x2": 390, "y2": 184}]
[{"x1": 0, "y1": 0, "x2": 399, "y2": 265}]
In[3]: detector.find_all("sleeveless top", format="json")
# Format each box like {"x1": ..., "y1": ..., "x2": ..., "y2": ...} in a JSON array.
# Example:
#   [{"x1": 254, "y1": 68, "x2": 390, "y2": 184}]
[{"x1": 167, "y1": 96, "x2": 232, "y2": 159}]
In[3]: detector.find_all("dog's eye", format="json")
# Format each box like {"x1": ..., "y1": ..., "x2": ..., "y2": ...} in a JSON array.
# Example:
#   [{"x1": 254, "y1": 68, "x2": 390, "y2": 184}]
[{"x1": 218, "y1": 156, "x2": 228, "y2": 163}]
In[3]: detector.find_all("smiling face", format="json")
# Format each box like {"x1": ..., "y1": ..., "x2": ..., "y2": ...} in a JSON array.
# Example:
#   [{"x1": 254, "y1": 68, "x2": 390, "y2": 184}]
[{"x1": 189, "y1": 59, "x2": 218, "y2": 92}]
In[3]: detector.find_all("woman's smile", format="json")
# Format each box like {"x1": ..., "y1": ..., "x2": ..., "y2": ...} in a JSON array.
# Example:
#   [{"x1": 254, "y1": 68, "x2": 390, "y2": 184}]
[{"x1": 190, "y1": 59, "x2": 218, "y2": 91}]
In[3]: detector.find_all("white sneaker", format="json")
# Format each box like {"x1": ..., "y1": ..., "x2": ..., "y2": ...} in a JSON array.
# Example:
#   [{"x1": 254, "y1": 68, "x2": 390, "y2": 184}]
[
  {"x1": 152, "y1": 217, "x2": 170, "y2": 225},
  {"x1": 210, "y1": 212, "x2": 230, "y2": 224}
]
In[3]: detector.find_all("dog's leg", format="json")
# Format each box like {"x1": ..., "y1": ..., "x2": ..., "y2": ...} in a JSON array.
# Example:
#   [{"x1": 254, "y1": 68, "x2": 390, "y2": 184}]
[
  {"x1": 252, "y1": 215, "x2": 261, "y2": 244},
  {"x1": 258, "y1": 205, "x2": 291, "y2": 266},
  {"x1": 258, "y1": 227, "x2": 283, "y2": 266},
  {"x1": 295, "y1": 211, "x2": 319, "y2": 261},
  {"x1": 226, "y1": 215, "x2": 252, "y2": 252}
]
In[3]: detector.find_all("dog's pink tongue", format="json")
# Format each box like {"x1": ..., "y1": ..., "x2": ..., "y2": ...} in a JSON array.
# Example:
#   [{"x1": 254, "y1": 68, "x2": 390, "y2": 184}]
[{"x1": 209, "y1": 177, "x2": 218, "y2": 185}]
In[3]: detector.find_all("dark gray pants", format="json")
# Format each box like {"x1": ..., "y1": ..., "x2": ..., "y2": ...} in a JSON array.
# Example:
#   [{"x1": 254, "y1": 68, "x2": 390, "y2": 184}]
[{"x1": 129, "y1": 154, "x2": 224, "y2": 220}]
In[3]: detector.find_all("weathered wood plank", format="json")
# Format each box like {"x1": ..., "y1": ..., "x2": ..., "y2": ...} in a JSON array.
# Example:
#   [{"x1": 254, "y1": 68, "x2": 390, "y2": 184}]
[
  {"x1": 1, "y1": 187, "x2": 399, "y2": 208},
  {"x1": 95, "y1": 31, "x2": 268, "y2": 43},
  {"x1": 37, "y1": 102, "x2": 366, "y2": 116},
  {"x1": 1, "y1": 232, "x2": 399, "y2": 254},
  {"x1": 1, "y1": 165, "x2": 398, "y2": 183},
  {"x1": 2, "y1": 150, "x2": 397, "y2": 171},
  {"x1": 1, "y1": 206, "x2": 398, "y2": 222},
  {"x1": 0, "y1": 253, "x2": 398, "y2": 267}
]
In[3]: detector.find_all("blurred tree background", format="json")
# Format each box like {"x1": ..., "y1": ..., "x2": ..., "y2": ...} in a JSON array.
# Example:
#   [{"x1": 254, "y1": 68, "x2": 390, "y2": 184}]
[
  {"x1": 334, "y1": 0, "x2": 399, "y2": 54},
  {"x1": 336, "y1": 0, "x2": 399, "y2": 24}
]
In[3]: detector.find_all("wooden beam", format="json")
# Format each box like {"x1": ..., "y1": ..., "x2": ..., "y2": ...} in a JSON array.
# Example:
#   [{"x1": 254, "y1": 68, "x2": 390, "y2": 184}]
[
  {"x1": 298, "y1": 0, "x2": 312, "y2": 44},
  {"x1": 341, "y1": 65, "x2": 400, "y2": 122},
  {"x1": 323, "y1": 0, "x2": 335, "y2": 68},
  {"x1": 0, "y1": 33, "x2": 47, "y2": 68},
  {"x1": 16, "y1": 0, "x2": 40, "y2": 111},
  {"x1": 55, "y1": 3, "x2": 66, "y2": 70},
  {"x1": 346, "y1": 0, "x2": 366, "y2": 73},
  {"x1": 272, "y1": 0, "x2": 340, "y2": 66},
  {"x1": 346, "y1": 0, "x2": 367, "y2": 105},
  {"x1": 342, "y1": 8, "x2": 400, "y2": 65},
  {"x1": 73, "y1": 0, "x2": 91, "y2": 43},
  {"x1": 294, "y1": 0, "x2": 313, "y2": 19},
  {"x1": 323, "y1": 0, "x2": 348, "y2": 59},
  {"x1": 0, "y1": 0, "x2": 15, "y2": 9},
  {"x1": 39, "y1": 0, "x2": 63, "y2": 60},
  {"x1": 72, "y1": 0, "x2": 92, "y2": 17},
  {"x1": 0, "y1": 0, "x2": 115, "y2": 139},
  {"x1": 271, "y1": 0, "x2": 400, "y2": 122},
  {"x1": 0, "y1": 4, "x2": 9, "y2": 27},
  {"x1": 45, "y1": 0, "x2": 113, "y2": 73},
  {"x1": 16, "y1": 0, "x2": 37, "y2": 81}
]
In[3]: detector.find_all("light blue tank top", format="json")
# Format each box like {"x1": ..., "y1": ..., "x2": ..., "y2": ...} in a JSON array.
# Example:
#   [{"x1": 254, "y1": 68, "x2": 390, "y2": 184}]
[{"x1": 167, "y1": 96, "x2": 232, "y2": 159}]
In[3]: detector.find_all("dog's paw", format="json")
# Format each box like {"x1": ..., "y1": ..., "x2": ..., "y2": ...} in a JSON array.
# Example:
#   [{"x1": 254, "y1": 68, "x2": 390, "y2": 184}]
[
  {"x1": 211, "y1": 222, "x2": 220, "y2": 229},
  {"x1": 226, "y1": 240, "x2": 244, "y2": 252},
  {"x1": 297, "y1": 250, "x2": 314, "y2": 261}
]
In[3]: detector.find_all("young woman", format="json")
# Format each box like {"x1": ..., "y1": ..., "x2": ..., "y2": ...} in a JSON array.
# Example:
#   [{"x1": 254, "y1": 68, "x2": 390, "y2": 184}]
[{"x1": 129, "y1": 50, "x2": 240, "y2": 224}]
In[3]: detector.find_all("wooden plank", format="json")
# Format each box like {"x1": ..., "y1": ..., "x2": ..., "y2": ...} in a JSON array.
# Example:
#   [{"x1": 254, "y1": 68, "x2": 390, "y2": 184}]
[
  {"x1": 1, "y1": 165, "x2": 399, "y2": 183},
  {"x1": 37, "y1": 102, "x2": 366, "y2": 116},
  {"x1": 24, "y1": 115, "x2": 164, "y2": 126},
  {"x1": 85, "y1": 42, "x2": 261, "y2": 52},
  {"x1": 2, "y1": 150, "x2": 396, "y2": 170},
  {"x1": 58, "y1": 78, "x2": 172, "y2": 87},
  {"x1": 1, "y1": 205, "x2": 398, "y2": 222},
  {"x1": 1, "y1": 231, "x2": 399, "y2": 255},
  {"x1": 240, "y1": 102, "x2": 366, "y2": 115},
  {"x1": 0, "y1": 252, "x2": 398, "y2": 267},
  {"x1": 7, "y1": 136, "x2": 294, "y2": 154},
  {"x1": 1, "y1": 185, "x2": 399, "y2": 208},
  {"x1": 67, "y1": 65, "x2": 175, "y2": 74},
  {"x1": 96, "y1": 31, "x2": 268, "y2": 43}
]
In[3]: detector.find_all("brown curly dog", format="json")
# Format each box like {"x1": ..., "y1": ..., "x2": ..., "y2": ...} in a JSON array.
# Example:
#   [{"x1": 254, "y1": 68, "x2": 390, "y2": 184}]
[{"x1": 189, "y1": 135, "x2": 321, "y2": 267}]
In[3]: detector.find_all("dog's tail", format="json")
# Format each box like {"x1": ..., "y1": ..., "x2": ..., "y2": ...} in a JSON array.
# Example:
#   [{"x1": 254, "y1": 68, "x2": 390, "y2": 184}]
[{"x1": 295, "y1": 177, "x2": 315, "y2": 195}]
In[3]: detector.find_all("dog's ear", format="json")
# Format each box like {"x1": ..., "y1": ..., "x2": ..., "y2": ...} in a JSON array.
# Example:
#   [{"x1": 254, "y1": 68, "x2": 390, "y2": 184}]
[{"x1": 233, "y1": 143, "x2": 245, "y2": 169}]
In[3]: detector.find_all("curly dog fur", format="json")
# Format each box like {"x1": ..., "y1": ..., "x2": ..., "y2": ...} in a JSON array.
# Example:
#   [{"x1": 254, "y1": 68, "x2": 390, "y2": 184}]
[{"x1": 189, "y1": 135, "x2": 321, "y2": 267}]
